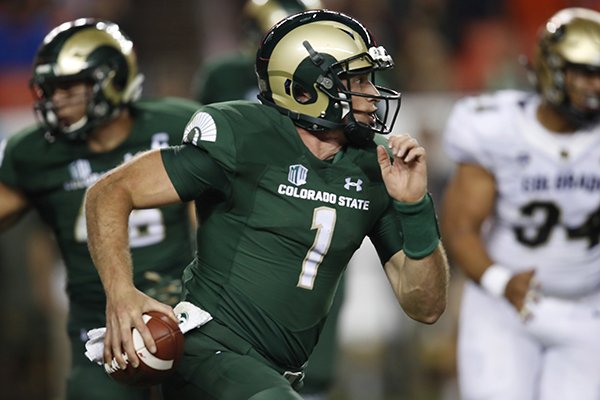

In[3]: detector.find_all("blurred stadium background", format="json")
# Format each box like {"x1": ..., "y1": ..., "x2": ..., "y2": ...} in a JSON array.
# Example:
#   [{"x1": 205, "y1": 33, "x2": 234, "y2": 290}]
[{"x1": 1, "y1": 1, "x2": 598, "y2": 399}]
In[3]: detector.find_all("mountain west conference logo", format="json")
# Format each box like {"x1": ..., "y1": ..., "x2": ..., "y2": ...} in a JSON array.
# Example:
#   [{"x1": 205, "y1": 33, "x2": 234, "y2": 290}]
[
  {"x1": 288, "y1": 164, "x2": 308, "y2": 186},
  {"x1": 64, "y1": 159, "x2": 101, "y2": 191}
]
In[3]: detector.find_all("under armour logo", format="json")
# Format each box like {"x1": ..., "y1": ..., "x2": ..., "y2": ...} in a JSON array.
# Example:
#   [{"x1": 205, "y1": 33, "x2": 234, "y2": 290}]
[{"x1": 344, "y1": 177, "x2": 363, "y2": 191}]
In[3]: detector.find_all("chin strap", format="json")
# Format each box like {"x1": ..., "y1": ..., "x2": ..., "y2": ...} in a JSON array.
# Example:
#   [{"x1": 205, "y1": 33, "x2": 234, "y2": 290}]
[
  {"x1": 303, "y1": 40, "x2": 376, "y2": 147},
  {"x1": 558, "y1": 101, "x2": 600, "y2": 129},
  {"x1": 259, "y1": 93, "x2": 375, "y2": 147},
  {"x1": 343, "y1": 121, "x2": 375, "y2": 147}
]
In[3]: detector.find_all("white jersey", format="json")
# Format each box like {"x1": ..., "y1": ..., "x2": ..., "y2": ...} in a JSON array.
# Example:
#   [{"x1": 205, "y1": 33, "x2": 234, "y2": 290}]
[{"x1": 444, "y1": 90, "x2": 600, "y2": 298}]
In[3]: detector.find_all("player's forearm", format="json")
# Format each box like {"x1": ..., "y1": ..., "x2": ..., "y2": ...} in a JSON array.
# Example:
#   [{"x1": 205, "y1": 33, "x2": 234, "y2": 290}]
[
  {"x1": 85, "y1": 176, "x2": 136, "y2": 296},
  {"x1": 385, "y1": 245, "x2": 449, "y2": 324},
  {"x1": 445, "y1": 227, "x2": 493, "y2": 284},
  {"x1": 0, "y1": 182, "x2": 30, "y2": 232},
  {"x1": 384, "y1": 193, "x2": 448, "y2": 323},
  {"x1": 0, "y1": 210, "x2": 27, "y2": 232},
  {"x1": 440, "y1": 163, "x2": 496, "y2": 284}
]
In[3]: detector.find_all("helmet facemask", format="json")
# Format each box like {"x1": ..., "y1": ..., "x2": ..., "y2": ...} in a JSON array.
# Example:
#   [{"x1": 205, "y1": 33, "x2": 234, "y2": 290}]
[
  {"x1": 300, "y1": 41, "x2": 401, "y2": 146},
  {"x1": 557, "y1": 63, "x2": 600, "y2": 126},
  {"x1": 31, "y1": 70, "x2": 118, "y2": 142},
  {"x1": 256, "y1": 10, "x2": 401, "y2": 147}
]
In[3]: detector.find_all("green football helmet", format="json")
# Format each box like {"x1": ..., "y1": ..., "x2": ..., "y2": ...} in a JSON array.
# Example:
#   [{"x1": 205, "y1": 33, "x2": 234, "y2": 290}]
[
  {"x1": 30, "y1": 18, "x2": 143, "y2": 142},
  {"x1": 256, "y1": 9, "x2": 401, "y2": 147},
  {"x1": 533, "y1": 7, "x2": 600, "y2": 125}
]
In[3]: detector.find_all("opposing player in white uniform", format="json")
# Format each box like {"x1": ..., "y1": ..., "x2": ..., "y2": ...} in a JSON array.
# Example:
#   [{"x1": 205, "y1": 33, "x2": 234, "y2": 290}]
[{"x1": 442, "y1": 8, "x2": 600, "y2": 400}]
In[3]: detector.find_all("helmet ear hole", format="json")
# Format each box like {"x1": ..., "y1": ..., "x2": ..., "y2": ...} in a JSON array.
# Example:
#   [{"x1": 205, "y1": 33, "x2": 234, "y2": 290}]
[
  {"x1": 91, "y1": 101, "x2": 109, "y2": 118},
  {"x1": 292, "y1": 82, "x2": 315, "y2": 104}
]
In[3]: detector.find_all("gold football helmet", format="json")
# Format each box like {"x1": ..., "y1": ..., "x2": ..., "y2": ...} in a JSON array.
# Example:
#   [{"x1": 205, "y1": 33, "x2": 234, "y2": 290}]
[
  {"x1": 256, "y1": 9, "x2": 401, "y2": 146},
  {"x1": 30, "y1": 18, "x2": 143, "y2": 141},
  {"x1": 533, "y1": 7, "x2": 600, "y2": 124}
]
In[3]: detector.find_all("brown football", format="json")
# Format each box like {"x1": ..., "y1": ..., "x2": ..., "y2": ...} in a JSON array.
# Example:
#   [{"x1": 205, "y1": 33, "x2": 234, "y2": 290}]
[{"x1": 107, "y1": 311, "x2": 184, "y2": 386}]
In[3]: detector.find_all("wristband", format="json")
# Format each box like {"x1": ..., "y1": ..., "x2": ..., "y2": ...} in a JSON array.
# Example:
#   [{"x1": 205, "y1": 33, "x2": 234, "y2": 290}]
[
  {"x1": 479, "y1": 264, "x2": 511, "y2": 298},
  {"x1": 393, "y1": 193, "x2": 440, "y2": 259}
]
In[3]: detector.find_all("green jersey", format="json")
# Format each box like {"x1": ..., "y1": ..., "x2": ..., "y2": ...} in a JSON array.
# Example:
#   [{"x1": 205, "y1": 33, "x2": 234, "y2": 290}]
[
  {"x1": 161, "y1": 101, "x2": 404, "y2": 370},
  {"x1": 0, "y1": 97, "x2": 200, "y2": 329}
]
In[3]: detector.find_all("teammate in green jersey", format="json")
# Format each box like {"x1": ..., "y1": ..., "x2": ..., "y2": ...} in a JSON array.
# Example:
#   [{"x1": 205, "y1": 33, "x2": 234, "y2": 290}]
[
  {"x1": 194, "y1": 2, "x2": 342, "y2": 398},
  {"x1": 0, "y1": 19, "x2": 200, "y2": 400},
  {"x1": 194, "y1": 0, "x2": 323, "y2": 104},
  {"x1": 85, "y1": 10, "x2": 450, "y2": 400}
]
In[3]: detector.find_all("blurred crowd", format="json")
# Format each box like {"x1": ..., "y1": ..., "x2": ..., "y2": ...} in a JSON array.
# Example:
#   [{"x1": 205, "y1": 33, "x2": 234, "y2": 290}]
[
  {"x1": 3, "y1": 0, "x2": 599, "y2": 107},
  {"x1": 1, "y1": 1, "x2": 599, "y2": 399}
]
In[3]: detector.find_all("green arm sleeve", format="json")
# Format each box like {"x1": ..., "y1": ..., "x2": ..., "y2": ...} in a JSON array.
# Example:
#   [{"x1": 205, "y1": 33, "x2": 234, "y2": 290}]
[{"x1": 394, "y1": 193, "x2": 441, "y2": 259}]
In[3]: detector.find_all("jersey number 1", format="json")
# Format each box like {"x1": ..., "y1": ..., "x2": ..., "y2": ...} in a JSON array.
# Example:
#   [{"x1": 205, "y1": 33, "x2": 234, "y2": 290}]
[{"x1": 297, "y1": 207, "x2": 337, "y2": 290}]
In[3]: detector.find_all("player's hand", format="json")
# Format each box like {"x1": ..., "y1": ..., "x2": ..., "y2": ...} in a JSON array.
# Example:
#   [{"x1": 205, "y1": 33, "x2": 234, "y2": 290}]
[
  {"x1": 103, "y1": 285, "x2": 177, "y2": 369},
  {"x1": 505, "y1": 269, "x2": 540, "y2": 319},
  {"x1": 377, "y1": 134, "x2": 427, "y2": 203}
]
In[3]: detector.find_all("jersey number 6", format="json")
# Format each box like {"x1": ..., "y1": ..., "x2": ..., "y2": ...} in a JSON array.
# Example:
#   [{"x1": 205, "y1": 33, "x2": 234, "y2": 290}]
[{"x1": 75, "y1": 204, "x2": 166, "y2": 248}]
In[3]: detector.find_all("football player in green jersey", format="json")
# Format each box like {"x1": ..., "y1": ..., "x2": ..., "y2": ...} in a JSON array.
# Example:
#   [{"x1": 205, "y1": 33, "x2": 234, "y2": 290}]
[
  {"x1": 0, "y1": 19, "x2": 200, "y2": 400},
  {"x1": 194, "y1": 2, "x2": 342, "y2": 398},
  {"x1": 86, "y1": 10, "x2": 450, "y2": 400},
  {"x1": 194, "y1": 0, "x2": 323, "y2": 104}
]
